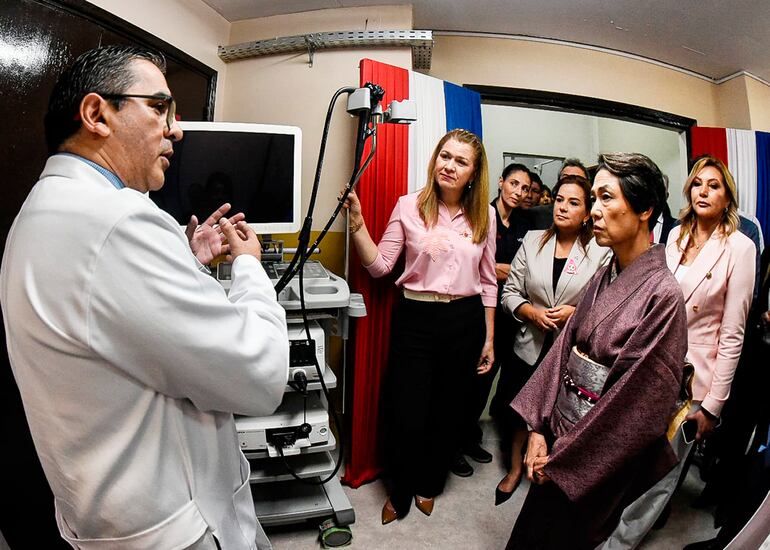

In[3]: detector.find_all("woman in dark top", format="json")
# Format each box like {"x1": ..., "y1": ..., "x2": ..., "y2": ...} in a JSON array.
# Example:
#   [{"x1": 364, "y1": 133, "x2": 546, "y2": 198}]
[{"x1": 455, "y1": 164, "x2": 532, "y2": 476}]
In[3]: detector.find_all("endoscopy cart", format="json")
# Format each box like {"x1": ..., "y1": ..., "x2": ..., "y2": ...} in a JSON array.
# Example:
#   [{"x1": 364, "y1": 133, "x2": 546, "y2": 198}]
[{"x1": 228, "y1": 262, "x2": 364, "y2": 527}]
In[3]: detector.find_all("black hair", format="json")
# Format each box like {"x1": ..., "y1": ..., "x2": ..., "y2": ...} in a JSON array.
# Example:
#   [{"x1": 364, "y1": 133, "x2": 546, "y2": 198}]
[
  {"x1": 595, "y1": 153, "x2": 665, "y2": 231},
  {"x1": 558, "y1": 158, "x2": 589, "y2": 179},
  {"x1": 44, "y1": 44, "x2": 166, "y2": 155},
  {"x1": 529, "y1": 172, "x2": 543, "y2": 189},
  {"x1": 539, "y1": 174, "x2": 593, "y2": 252},
  {"x1": 500, "y1": 162, "x2": 530, "y2": 181}
]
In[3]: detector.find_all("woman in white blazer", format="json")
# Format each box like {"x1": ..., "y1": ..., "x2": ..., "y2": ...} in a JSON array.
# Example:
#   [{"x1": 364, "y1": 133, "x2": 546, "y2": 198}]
[
  {"x1": 495, "y1": 174, "x2": 611, "y2": 505},
  {"x1": 665, "y1": 155, "x2": 755, "y2": 439},
  {"x1": 605, "y1": 156, "x2": 758, "y2": 550}
]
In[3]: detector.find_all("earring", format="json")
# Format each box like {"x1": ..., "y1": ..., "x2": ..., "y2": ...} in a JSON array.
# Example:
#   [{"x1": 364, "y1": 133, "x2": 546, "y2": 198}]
[{"x1": 467, "y1": 181, "x2": 473, "y2": 190}]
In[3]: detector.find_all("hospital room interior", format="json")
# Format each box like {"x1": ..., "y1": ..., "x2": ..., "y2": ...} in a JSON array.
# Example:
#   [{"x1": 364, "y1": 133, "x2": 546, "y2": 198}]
[{"x1": 2, "y1": 1, "x2": 770, "y2": 549}]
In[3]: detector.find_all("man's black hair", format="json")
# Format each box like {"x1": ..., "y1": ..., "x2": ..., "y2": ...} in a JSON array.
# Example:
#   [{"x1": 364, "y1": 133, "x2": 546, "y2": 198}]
[{"x1": 44, "y1": 45, "x2": 166, "y2": 155}]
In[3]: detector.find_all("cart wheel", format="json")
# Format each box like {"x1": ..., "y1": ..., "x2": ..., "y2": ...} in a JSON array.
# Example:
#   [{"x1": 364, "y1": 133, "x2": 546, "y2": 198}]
[{"x1": 319, "y1": 518, "x2": 353, "y2": 548}]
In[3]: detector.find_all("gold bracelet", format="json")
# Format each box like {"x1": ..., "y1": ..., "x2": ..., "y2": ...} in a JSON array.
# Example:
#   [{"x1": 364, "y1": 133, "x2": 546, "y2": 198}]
[{"x1": 349, "y1": 220, "x2": 363, "y2": 234}]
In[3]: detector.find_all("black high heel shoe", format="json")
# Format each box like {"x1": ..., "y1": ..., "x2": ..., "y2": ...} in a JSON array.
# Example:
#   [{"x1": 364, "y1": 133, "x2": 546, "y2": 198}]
[{"x1": 495, "y1": 474, "x2": 521, "y2": 506}]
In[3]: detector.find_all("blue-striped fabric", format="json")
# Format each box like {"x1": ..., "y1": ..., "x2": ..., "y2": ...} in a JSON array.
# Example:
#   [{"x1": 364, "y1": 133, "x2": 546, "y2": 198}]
[
  {"x1": 443, "y1": 81, "x2": 482, "y2": 140},
  {"x1": 756, "y1": 131, "x2": 770, "y2": 246},
  {"x1": 60, "y1": 153, "x2": 125, "y2": 190}
]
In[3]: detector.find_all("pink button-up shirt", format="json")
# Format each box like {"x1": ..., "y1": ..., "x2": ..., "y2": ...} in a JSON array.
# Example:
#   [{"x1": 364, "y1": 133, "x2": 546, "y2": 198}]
[{"x1": 365, "y1": 192, "x2": 497, "y2": 308}]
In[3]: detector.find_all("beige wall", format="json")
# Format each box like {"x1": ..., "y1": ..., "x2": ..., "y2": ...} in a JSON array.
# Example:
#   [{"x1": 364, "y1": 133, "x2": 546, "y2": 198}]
[
  {"x1": 429, "y1": 34, "x2": 770, "y2": 133},
  {"x1": 429, "y1": 35, "x2": 724, "y2": 126},
  {"x1": 223, "y1": 6, "x2": 413, "y2": 237},
  {"x1": 715, "y1": 76, "x2": 752, "y2": 130},
  {"x1": 745, "y1": 77, "x2": 770, "y2": 132},
  {"x1": 83, "y1": 3, "x2": 770, "y2": 232},
  {"x1": 86, "y1": 0, "x2": 230, "y2": 119}
]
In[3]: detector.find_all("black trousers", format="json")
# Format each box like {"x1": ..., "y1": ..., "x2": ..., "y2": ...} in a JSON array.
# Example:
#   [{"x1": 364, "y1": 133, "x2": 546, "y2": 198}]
[
  {"x1": 458, "y1": 307, "x2": 508, "y2": 448},
  {"x1": 490, "y1": 317, "x2": 544, "y2": 449},
  {"x1": 382, "y1": 295, "x2": 485, "y2": 516}
]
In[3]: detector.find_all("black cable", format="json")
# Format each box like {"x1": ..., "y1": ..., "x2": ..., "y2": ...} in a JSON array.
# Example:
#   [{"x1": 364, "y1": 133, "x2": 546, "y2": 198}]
[
  {"x1": 302, "y1": 124, "x2": 378, "y2": 265},
  {"x1": 270, "y1": 83, "x2": 384, "y2": 485},
  {"x1": 275, "y1": 82, "x2": 384, "y2": 291},
  {"x1": 273, "y1": 262, "x2": 345, "y2": 486},
  {"x1": 274, "y1": 86, "x2": 356, "y2": 295},
  {"x1": 277, "y1": 111, "x2": 379, "y2": 288}
]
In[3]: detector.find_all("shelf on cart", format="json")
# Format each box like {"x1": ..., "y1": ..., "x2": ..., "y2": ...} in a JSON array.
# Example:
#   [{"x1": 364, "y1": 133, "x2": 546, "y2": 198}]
[
  {"x1": 248, "y1": 449, "x2": 336, "y2": 483},
  {"x1": 243, "y1": 432, "x2": 337, "y2": 461}
]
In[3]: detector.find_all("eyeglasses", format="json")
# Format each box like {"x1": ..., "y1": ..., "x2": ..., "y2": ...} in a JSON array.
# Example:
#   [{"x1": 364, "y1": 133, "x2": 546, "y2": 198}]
[{"x1": 96, "y1": 92, "x2": 177, "y2": 130}]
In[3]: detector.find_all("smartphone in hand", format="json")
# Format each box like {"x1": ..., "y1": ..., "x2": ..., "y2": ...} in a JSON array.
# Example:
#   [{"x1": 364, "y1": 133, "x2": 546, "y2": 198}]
[{"x1": 682, "y1": 419, "x2": 698, "y2": 444}]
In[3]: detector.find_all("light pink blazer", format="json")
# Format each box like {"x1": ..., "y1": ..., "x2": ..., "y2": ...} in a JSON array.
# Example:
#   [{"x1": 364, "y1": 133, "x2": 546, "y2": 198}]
[{"x1": 665, "y1": 225, "x2": 756, "y2": 416}]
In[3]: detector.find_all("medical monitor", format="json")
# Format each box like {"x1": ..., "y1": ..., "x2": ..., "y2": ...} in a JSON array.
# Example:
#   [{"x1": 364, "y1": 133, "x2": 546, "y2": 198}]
[{"x1": 151, "y1": 121, "x2": 302, "y2": 234}]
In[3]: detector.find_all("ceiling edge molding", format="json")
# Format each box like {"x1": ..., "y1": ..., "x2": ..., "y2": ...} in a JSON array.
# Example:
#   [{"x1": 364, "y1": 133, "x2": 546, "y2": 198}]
[{"x1": 714, "y1": 70, "x2": 770, "y2": 88}]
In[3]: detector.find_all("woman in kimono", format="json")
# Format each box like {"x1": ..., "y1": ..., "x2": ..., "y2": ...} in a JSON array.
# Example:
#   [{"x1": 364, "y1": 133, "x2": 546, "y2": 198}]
[
  {"x1": 506, "y1": 153, "x2": 688, "y2": 550},
  {"x1": 494, "y1": 174, "x2": 610, "y2": 505},
  {"x1": 604, "y1": 155, "x2": 758, "y2": 550}
]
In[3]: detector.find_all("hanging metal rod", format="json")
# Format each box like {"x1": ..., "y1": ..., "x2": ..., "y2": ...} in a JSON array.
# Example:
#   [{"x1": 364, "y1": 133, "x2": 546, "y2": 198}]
[{"x1": 218, "y1": 30, "x2": 433, "y2": 69}]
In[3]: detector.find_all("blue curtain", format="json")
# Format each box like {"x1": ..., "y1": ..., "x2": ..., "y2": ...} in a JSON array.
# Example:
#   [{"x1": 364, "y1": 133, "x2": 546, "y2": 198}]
[
  {"x1": 756, "y1": 131, "x2": 770, "y2": 245},
  {"x1": 443, "y1": 81, "x2": 482, "y2": 140}
]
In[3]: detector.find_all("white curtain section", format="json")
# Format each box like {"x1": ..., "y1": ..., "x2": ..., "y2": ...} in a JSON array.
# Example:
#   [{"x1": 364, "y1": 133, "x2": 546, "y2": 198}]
[
  {"x1": 408, "y1": 71, "x2": 446, "y2": 193},
  {"x1": 727, "y1": 128, "x2": 758, "y2": 217}
]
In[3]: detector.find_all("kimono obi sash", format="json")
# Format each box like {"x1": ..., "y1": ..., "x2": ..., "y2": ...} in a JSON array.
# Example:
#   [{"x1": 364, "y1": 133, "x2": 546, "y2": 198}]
[{"x1": 551, "y1": 346, "x2": 611, "y2": 438}]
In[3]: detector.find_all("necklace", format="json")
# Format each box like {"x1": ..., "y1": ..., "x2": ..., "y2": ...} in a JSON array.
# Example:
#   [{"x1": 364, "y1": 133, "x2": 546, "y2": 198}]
[{"x1": 691, "y1": 231, "x2": 710, "y2": 250}]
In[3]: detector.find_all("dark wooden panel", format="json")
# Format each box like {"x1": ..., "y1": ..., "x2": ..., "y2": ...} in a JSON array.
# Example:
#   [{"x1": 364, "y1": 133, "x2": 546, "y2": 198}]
[
  {"x1": 0, "y1": 0, "x2": 216, "y2": 250},
  {"x1": 464, "y1": 84, "x2": 697, "y2": 132},
  {"x1": 0, "y1": 1, "x2": 216, "y2": 547}
]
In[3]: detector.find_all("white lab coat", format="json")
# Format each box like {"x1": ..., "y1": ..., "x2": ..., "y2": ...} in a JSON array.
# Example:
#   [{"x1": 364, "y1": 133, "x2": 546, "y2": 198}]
[{"x1": 0, "y1": 155, "x2": 289, "y2": 549}]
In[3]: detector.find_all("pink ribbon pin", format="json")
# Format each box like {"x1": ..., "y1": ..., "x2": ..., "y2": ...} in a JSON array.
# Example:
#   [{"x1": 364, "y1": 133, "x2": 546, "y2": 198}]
[{"x1": 565, "y1": 258, "x2": 577, "y2": 275}]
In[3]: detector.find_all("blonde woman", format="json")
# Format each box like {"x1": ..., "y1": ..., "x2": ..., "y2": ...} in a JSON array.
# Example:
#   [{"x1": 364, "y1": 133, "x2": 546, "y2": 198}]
[
  {"x1": 606, "y1": 155, "x2": 758, "y2": 550},
  {"x1": 666, "y1": 155, "x2": 755, "y2": 438},
  {"x1": 343, "y1": 129, "x2": 496, "y2": 523}
]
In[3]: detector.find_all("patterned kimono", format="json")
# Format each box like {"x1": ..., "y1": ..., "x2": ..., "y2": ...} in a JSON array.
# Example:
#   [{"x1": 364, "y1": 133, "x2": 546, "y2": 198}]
[{"x1": 507, "y1": 245, "x2": 688, "y2": 550}]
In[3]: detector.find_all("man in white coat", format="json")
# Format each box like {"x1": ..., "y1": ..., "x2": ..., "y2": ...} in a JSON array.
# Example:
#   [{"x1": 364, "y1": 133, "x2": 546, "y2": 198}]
[{"x1": 0, "y1": 45, "x2": 289, "y2": 549}]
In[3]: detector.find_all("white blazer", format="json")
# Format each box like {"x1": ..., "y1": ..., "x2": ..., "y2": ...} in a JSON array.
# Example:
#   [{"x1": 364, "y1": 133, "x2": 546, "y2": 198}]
[
  {"x1": 501, "y1": 230, "x2": 611, "y2": 365},
  {"x1": 1, "y1": 155, "x2": 289, "y2": 549},
  {"x1": 665, "y1": 225, "x2": 755, "y2": 416}
]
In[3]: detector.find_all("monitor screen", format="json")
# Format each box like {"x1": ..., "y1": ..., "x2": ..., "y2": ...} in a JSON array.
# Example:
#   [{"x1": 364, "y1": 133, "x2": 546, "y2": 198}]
[{"x1": 151, "y1": 121, "x2": 302, "y2": 234}]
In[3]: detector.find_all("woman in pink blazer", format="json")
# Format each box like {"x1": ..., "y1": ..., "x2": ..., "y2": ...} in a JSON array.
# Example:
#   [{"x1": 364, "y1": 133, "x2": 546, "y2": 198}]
[{"x1": 665, "y1": 155, "x2": 755, "y2": 440}]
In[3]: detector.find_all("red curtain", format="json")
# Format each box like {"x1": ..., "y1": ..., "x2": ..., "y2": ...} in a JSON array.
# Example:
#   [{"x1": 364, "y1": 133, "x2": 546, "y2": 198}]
[
  {"x1": 690, "y1": 127, "x2": 728, "y2": 164},
  {"x1": 342, "y1": 59, "x2": 409, "y2": 488}
]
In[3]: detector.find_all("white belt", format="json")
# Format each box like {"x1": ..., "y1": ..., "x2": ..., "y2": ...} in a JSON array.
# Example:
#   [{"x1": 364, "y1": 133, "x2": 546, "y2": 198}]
[{"x1": 403, "y1": 289, "x2": 463, "y2": 303}]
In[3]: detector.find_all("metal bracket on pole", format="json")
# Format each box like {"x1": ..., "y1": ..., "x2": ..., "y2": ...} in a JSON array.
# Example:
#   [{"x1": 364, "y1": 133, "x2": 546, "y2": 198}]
[{"x1": 304, "y1": 35, "x2": 318, "y2": 67}]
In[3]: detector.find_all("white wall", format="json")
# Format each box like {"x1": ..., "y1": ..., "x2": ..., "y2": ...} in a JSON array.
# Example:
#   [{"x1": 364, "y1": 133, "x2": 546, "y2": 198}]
[
  {"x1": 596, "y1": 118, "x2": 688, "y2": 213},
  {"x1": 483, "y1": 104, "x2": 686, "y2": 212},
  {"x1": 483, "y1": 104, "x2": 596, "y2": 191}
]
